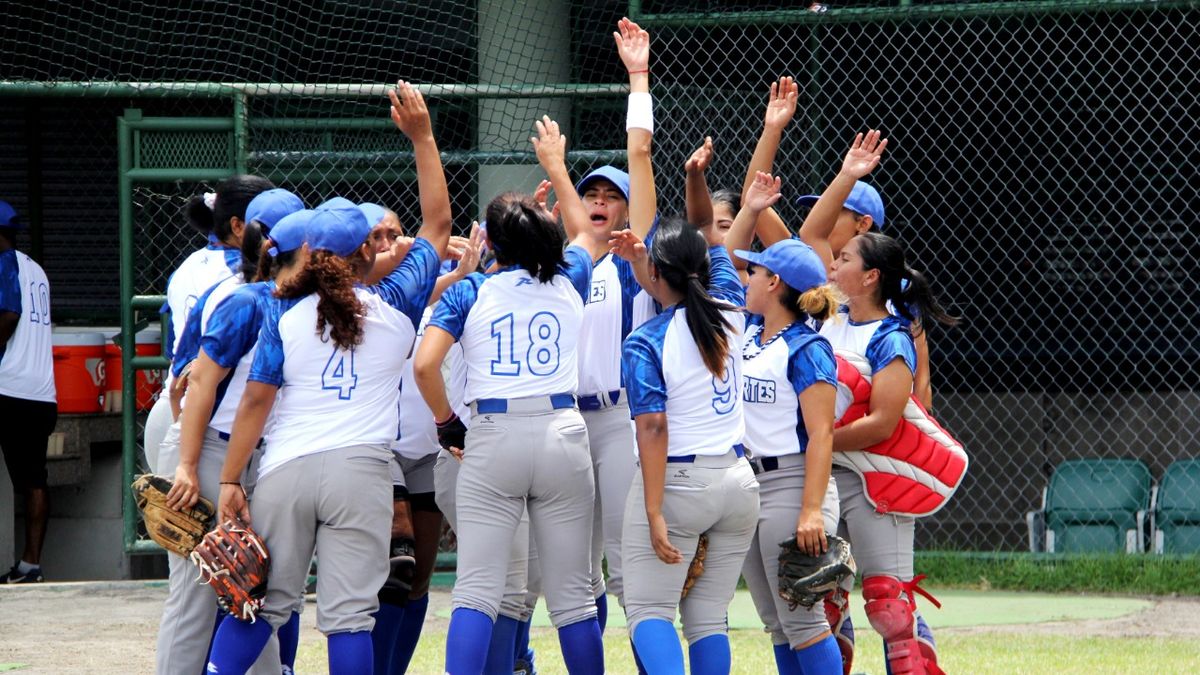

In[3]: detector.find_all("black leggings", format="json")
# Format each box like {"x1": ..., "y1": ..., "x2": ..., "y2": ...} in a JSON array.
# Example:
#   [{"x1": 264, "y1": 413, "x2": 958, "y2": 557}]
[{"x1": 0, "y1": 394, "x2": 57, "y2": 491}]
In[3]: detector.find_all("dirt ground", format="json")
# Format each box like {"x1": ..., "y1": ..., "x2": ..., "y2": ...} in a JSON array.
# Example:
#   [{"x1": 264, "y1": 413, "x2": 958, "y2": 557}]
[{"x1": 0, "y1": 582, "x2": 1197, "y2": 673}]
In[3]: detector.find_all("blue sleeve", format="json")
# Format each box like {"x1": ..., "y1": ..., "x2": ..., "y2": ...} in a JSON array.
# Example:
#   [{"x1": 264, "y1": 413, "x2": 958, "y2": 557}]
[
  {"x1": 866, "y1": 323, "x2": 917, "y2": 376},
  {"x1": 373, "y1": 237, "x2": 441, "y2": 329},
  {"x1": 561, "y1": 245, "x2": 593, "y2": 303},
  {"x1": 429, "y1": 274, "x2": 484, "y2": 341},
  {"x1": 788, "y1": 335, "x2": 838, "y2": 394},
  {"x1": 248, "y1": 303, "x2": 286, "y2": 387},
  {"x1": 622, "y1": 329, "x2": 667, "y2": 417},
  {"x1": 708, "y1": 246, "x2": 744, "y2": 306},
  {"x1": 170, "y1": 285, "x2": 217, "y2": 378},
  {"x1": 0, "y1": 251, "x2": 20, "y2": 315},
  {"x1": 200, "y1": 290, "x2": 263, "y2": 369}
]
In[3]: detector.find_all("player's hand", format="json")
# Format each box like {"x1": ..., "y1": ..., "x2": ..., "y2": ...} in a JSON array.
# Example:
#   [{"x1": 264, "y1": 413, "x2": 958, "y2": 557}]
[
  {"x1": 390, "y1": 236, "x2": 415, "y2": 263},
  {"x1": 608, "y1": 229, "x2": 648, "y2": 264},
  {"x1": 648, "y1": 512, "x2": 683, "y2": 564},
  {"x1": 763, "y1": 76, "x2": 800, "y2": 133},
  {"x1": 166, "y1": 463, "x2": 200, "y2": 510},
  {"x1": 685, "y1": 136, "x2": 714, "y2": 175},
  {"x1": 613, "y1": 17, "x2": 650, "y2": 74},
  {"x1": 448, "y1": 223, "x2": 485, "y2": 278},
  {"x1": 218, "y1": 482, "x2": 250, "y2": 525},
  {"x1": 840, "y1": 129, "x2": 888, "y2": 179},
  {"x1": 531, "y1": 116, "x2": 568, "y2": 171},
  {"x1": 795, "y1": 509, "x2": 828, "y2": 556},
  {"x1": 533, "y1": 179, "x2": 554, "y2": 216},
  {"x1": 389, "y1": 80, "x2": 434, "y2": 143},
  {"x1": 744, "y1": 171, "x2": 783, "y2": 214}
]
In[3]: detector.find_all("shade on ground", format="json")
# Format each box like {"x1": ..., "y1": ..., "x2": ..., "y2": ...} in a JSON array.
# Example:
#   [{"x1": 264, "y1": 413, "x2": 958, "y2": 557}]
[{"x1": 438, "y1": 589, "x2": 1150, "y2": 630}]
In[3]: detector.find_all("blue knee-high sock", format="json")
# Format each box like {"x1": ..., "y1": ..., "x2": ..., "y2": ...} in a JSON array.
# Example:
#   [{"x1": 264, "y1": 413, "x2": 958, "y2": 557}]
[
  {"x1": 371, "y1": 602, "x2": 405, "y2": 675},
  {"x1": 558, "y1": 617, "x2": 604, "y2": 675},
  {"x1": 514, "y1": 618, "x2": 533, "y2": 665},
  {"x1": 796, "y1": 635, "x2": 843, "y2": 675},
  {"x1": 688, "y1": 633, "x2": 731, "y2": 675},
  {"x1": 446, "y1": 607, "x2": 494, "y2": 675},
  {"x1": 328, "y1": 631, "x2": 373, "y2": 675},
  {"x1": 594, "y1": 593, "x2": 608, "y2": 635},
  {"x1": 390, "y1": 593, "x2": 429, "y2": 675},
  {"x1": 631, "y1": 637, "x2": 649, "y2": 675},
  {"x1": 204, "y1": 608, "x2": 226, "y2": 664},
  {"x1": 207, "y1": 615, "x2": 272, "y2": 675},
  {"x1": 484, "y1": 615, "x2": 521, "y2": 674},
  {"x1": 631, "y1": 619, "x2": 683, "y2": 675},
  {"x1": 278, "y1": 611, "x2": 301, "y2": 672},
  {"x1": 773, "y1": 643, "x2": 804, "y2": 675}
]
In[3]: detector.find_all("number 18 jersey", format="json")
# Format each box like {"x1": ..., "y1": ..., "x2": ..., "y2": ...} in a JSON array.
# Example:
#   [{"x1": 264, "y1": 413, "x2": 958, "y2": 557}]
[{"x1": 430, "y1": 246, "x2": 592, "y2": 403}]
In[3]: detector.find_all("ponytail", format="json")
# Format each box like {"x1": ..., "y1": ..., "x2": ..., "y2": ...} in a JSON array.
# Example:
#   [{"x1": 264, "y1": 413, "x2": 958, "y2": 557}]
[
  {"x1": 650, "y1": 217, "x2": 735, "y2": 378},
  {"x1": 275, "y1": 250, "x2": 364, "y2": 350},
  {"x1": 897, "y1": 267, "x2": 958, "y2": 334},
  {"x1": 184, "y1": 175, "x2": 274, "y2": 244},
  {"x1": 856, "y1": 232, "x2": 959, "y2": 333},
  {"x1": 779, "y1": 283, "x2": 839, "y2": 322},
  {"x1": 239, "y1": 220, "x2": 266, "y2": 283},
  {"x1": 485, "y1": 192, "x2": 565, "y2": 283},
  {"x1": 184, "y1": 193, "x2": 216, "y2": 237}
]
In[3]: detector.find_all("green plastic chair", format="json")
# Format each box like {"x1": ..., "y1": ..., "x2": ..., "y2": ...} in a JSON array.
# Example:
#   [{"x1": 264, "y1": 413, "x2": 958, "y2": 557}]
[
  {"x1": 1036, "y1": 459, "x2": 1152, "y2": 553},
  {"x1": 1154, "y1": 459, "x2": 1200, "y2": 554}
]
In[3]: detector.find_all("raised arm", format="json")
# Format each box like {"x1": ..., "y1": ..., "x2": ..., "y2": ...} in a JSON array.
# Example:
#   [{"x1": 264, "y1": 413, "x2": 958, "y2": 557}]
[
  {"x1": 798, "y1": 130, "x2": 888, "y2": 270},
  {"x1": 389, "y1": 81, "x2": 451, "y2": 257},
  {"x1": 725, "y1": 171, "x2": 783, "y2": 272},
  {"x1": 429, "y1": 226, "x2": 484, "y2": 306},
  {"x1": 743, "y1": 77, "x2": 799, "y2": 249},
  {"x1": 532, "y1": 116, "x2": 600, "y2": 256},
  {"x1": 685, "y1": 136, "x2": 715, "y2": 235},
  {"x1": 609, "y1": 229, "x2": 656, "y2": 301},
  {"x1": 615, "y1": 18, "x2": 656, "y2": 239}
]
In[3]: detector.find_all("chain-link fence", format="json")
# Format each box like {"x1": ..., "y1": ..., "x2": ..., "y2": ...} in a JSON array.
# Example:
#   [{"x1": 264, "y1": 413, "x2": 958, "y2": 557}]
[{"x1": 3, "y1": 0, "x2": 1198, "y2": 554}]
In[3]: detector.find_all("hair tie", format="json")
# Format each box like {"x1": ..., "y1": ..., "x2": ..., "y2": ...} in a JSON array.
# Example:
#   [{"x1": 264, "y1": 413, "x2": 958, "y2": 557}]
[
  {"x1": 202, "y1": 192, "x2": 217, "y2": 211},
  {"x1": 687, "y1": 272, "x2": 700, "y2": 280}
]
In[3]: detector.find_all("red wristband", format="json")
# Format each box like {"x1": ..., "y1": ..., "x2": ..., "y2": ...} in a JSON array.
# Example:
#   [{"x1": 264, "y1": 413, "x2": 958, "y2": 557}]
[{"x1": 628, "y1": 69, "x2": 649, "y2": 75}]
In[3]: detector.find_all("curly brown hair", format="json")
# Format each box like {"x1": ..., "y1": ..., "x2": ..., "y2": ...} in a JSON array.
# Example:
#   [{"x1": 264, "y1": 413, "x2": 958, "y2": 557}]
[{"x1": 275, "y1": 250, "x2": 365, "y2": 350}]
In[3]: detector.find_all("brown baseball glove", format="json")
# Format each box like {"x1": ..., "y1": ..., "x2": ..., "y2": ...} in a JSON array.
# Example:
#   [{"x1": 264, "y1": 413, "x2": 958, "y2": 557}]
[
  {"x1": 681, "y1": 533, "x2": 709, "y2": 599},
  {"x1": 131, "y1": 474, "x2": 215, "y2": 557},
  {"x1": 190, "y1": 516, "x2": 271, "y2": 622}
]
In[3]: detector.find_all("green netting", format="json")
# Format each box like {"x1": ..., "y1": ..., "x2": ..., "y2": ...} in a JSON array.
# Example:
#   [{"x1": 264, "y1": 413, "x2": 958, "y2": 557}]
[{"x1": 2, "y1": 1, "x2": 1198, "y2": 553}]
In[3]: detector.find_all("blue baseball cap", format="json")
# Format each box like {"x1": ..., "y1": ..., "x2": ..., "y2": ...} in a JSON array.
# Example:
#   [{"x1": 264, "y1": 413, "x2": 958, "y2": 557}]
[
  {"x1": 796, "y1": 180, "x2": 885, "y2": 230},
  {"x1": 733, "y1": 238, "x2": 827, "y2": 294},
  {"x1": 246, "y1": 189, "x2": 304, "y2": 232},
  {"x1": 316, "y1": 196, "x2": 358, "y2": 211},
  {"x1": 266, "y1": 209, "x2": 316, "y2": 257},
  {"x1": 308, "y1": 205, "x2": 371, "y2": 257},
  {"x1": 0, "y1": 200, "x2": 23, "y2": 229},
  {"x1": 575, "y1": 166, "x2": 630, "y2": 202},
  {"x1": 359, "y1": 202, "x2": 388, "y2": 228}
]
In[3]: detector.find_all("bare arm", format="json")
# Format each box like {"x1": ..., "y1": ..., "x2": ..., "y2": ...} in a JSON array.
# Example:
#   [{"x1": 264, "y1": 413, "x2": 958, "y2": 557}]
[
  {"x1": 413, "y1": 326, "x2": 456, "y2": 423},
  {"x1": 798, "y1": 130, "x2": 888, "y2": 271},
  {"x1": 609, "y1": 229, "x2": 658, "y2": 303},
  {"x1": 428, "y1": 226, "x2": 484, "y2": 306},
  {"x1": 913, "y1": 328, "x2": 932, "y2": 410},
  {"x1": 216, "y1": 380, "x2": 277, "y2": 524},
  {"x1": 685, "y1": 137, "x2": 715, "y2": 233},
  {"x1": 365, "y1": 237, "x2": 415, "y2": 285},
  {"x1": 742, "y1": 77, "x2": 799, "y2": 249},
  {"x1": 832, "y1": 359, "x2": 912, "y2": 452},
  {"x1": 635, "y1": 412, "x2": 683, "y2": 565},
  {"x1": 532, "y1": 116, "x2": 600, "y2": 256},
  {"x1": 725, "y1": 171, "x2": 782, "y2": 272},
  {"x1": 165, "y1": 351, "x2": 231, "y2": 509},
  {"x1": 390, "y1": 81, "x2": 452, "y2": 257},
  {"x1": 615, "y1": 18, "x2": 656, "y2": 240},
  {"x1": 796, "y1": 382, "x2": 836, "y2": 555}
]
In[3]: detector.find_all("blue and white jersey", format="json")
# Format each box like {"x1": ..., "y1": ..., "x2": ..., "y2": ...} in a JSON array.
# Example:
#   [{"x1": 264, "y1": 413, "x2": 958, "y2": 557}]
[
  {"x1": 430, "y1": 246, "x2": 592, "y2": 404},
  {"x1": 249, "y1": 238, "x2": 441, "y2": 478},
  {"x1": 191, "y1": 280, "x2": 276, "y2": 435},
  {"x1": 577, "y1": 253, "x2": 641, "y2": 395},
  {"x1": 818, "y1": 309, "x2": 916, "y2": 376},
  {"x1": 740, "y1": 317, "x2": 837, "y2": 457},
  {"x1": 392, "y1": 305, "x2": 470, "y2": 460},
  {"x1": 622, "y1": 246, "x2": 746, "y2": 458},
  {"x1": 164, "y1": 243, "x2": 240, "y2": 362},
  {"x1": 0, "y1": 249, "x2": 55, "y2": 403}
]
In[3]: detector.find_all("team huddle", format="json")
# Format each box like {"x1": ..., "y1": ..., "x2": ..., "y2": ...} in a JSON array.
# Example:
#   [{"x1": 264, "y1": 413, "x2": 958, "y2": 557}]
[{"x1": 145, "y1": 18, "x2": 965, "y2": 675}]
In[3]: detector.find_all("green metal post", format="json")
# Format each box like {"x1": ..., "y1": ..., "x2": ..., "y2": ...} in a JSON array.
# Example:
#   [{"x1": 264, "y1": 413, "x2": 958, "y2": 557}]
[
  {"x1": 233, "y1": 93, "x2": 249, "y2": 173},
  {"x1": 118, "y1": 113, "x2": 137, "y2": 553}
]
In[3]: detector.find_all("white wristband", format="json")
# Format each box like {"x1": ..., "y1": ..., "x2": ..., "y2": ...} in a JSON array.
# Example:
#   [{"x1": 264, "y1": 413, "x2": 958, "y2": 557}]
[{"x1": 626, "y1": 92, "x2": 653, "y2": 134}]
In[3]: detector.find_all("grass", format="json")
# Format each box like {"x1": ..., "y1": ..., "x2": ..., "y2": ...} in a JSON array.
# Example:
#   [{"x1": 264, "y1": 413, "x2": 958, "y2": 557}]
[
  {"x1": 295, "y1": 630, "x2": 1200, "y2": 674},
  {"x1": 915, "y1": 551, "x2": 1200, "y2": 595}
]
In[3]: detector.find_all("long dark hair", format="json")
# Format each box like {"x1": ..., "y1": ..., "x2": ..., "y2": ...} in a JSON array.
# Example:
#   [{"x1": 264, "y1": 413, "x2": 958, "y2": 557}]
[
  {"x1": 274, "y1": 250, "x2": 365, "y2": 350},
  {"x1": 240, "y1": 221, "x2": 267, "y2": 283},
  {"x1": 650, "y1": 217, "x2": 735, "y2": 377},
  {"x1": 252, "y1": 241, "x2": 303, "y2": 283},
  {"x1": 856, "y1": 232, "x2": 959, "y2": 333},
  {"x1": 485, "y1": 192, "x2": 565, "y2": 283},
  {"x1": 711, "y1": 189, "x2": 741, "y2": 217},
  {"x1": 184, "y1": 175, "x2": 274, "y2": 243}
]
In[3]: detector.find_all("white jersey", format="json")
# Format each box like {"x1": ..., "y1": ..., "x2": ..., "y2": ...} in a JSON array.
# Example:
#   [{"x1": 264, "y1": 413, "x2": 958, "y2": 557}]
[
  {"x1": 429, "y1": 246, "x2": 592, "y2": 404},
  {"x1": 622, "y1": 246, "x2": 746, "y2": 458},
  {"x1": 819, "y1": 309, "x2": 918, "y2": 416},
  {"x1": 249, "y1": 239, "x2": 440, "y2": 477},
  {"x1": 392, "y1": 305, "x2": 469, "y2": 460},
  {"x1": 0, "y1": 249, "x2": 55, "y2": 402},
  {"x1": 165, "y1": 243, "x2": 240, "y2": 362},
  {"x1": 740, "y1": 318, "x2": 837, "y2": 458}
]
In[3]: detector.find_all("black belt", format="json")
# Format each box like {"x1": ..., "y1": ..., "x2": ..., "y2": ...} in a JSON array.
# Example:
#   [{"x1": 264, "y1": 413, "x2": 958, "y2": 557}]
[
  {"x1": 667, "y1": 444, "x2": 745, "y2": 464},
  {"x1": 217, "y1": 430, "x2": 264, "y2": 449}
]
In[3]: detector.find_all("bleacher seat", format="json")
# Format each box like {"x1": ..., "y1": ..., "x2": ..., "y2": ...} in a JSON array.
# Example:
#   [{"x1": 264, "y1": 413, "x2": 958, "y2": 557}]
[
  {"x1": 1026, "y1": 458, "x2": 1152, "y2": 553},
  {"x1": 1154, "y1": 459, "x2": 1200, "y2": 554}
]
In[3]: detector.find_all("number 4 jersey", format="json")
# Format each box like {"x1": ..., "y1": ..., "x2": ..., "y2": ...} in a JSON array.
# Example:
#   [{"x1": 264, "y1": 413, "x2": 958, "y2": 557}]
[
  {"x1": 0, "y1": 249, "x2": 55, "y2": 403},
  {"x1": 429, "y1": 245, "x2": 592, "y2": 404}
]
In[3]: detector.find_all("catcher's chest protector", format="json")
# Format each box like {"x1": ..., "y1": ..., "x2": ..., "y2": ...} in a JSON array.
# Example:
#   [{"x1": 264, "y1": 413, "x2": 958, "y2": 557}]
[{"x1": 833, "y1": 351, "x2": 968, "y2": 517}]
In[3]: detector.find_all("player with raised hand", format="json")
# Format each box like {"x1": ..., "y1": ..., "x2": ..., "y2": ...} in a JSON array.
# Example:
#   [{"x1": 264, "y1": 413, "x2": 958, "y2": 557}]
[
  {"x1": 204, "y1": 80, "x2": 450, "y2": 675},
  {"x1": 818, "y1": 213, "x2": 958, "y2": 675},
  {"x1": 725, "y1": 172, "x2": 844, "y2": 675}
]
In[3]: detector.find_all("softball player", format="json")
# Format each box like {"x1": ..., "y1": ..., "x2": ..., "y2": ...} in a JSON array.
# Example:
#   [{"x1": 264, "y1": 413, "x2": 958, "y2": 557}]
[
  {"x1": 145, "y1": 175, "x2": 275, "y2": 472},
  {"x1": 724, "y1": 173, "x2": 844, "y2": 675},
  {"x1": 154, "y1": 198, "x2": 307, "y2": 675},
  {"x1": 414, "y1": 185, "x2": 602, "y2": 674},
  {"x1": 819, "y1": 227, "x2": 957, "y2": 675},
  {"x1": 205, "y1": 81, "x2": 450, "y2": 675}
]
